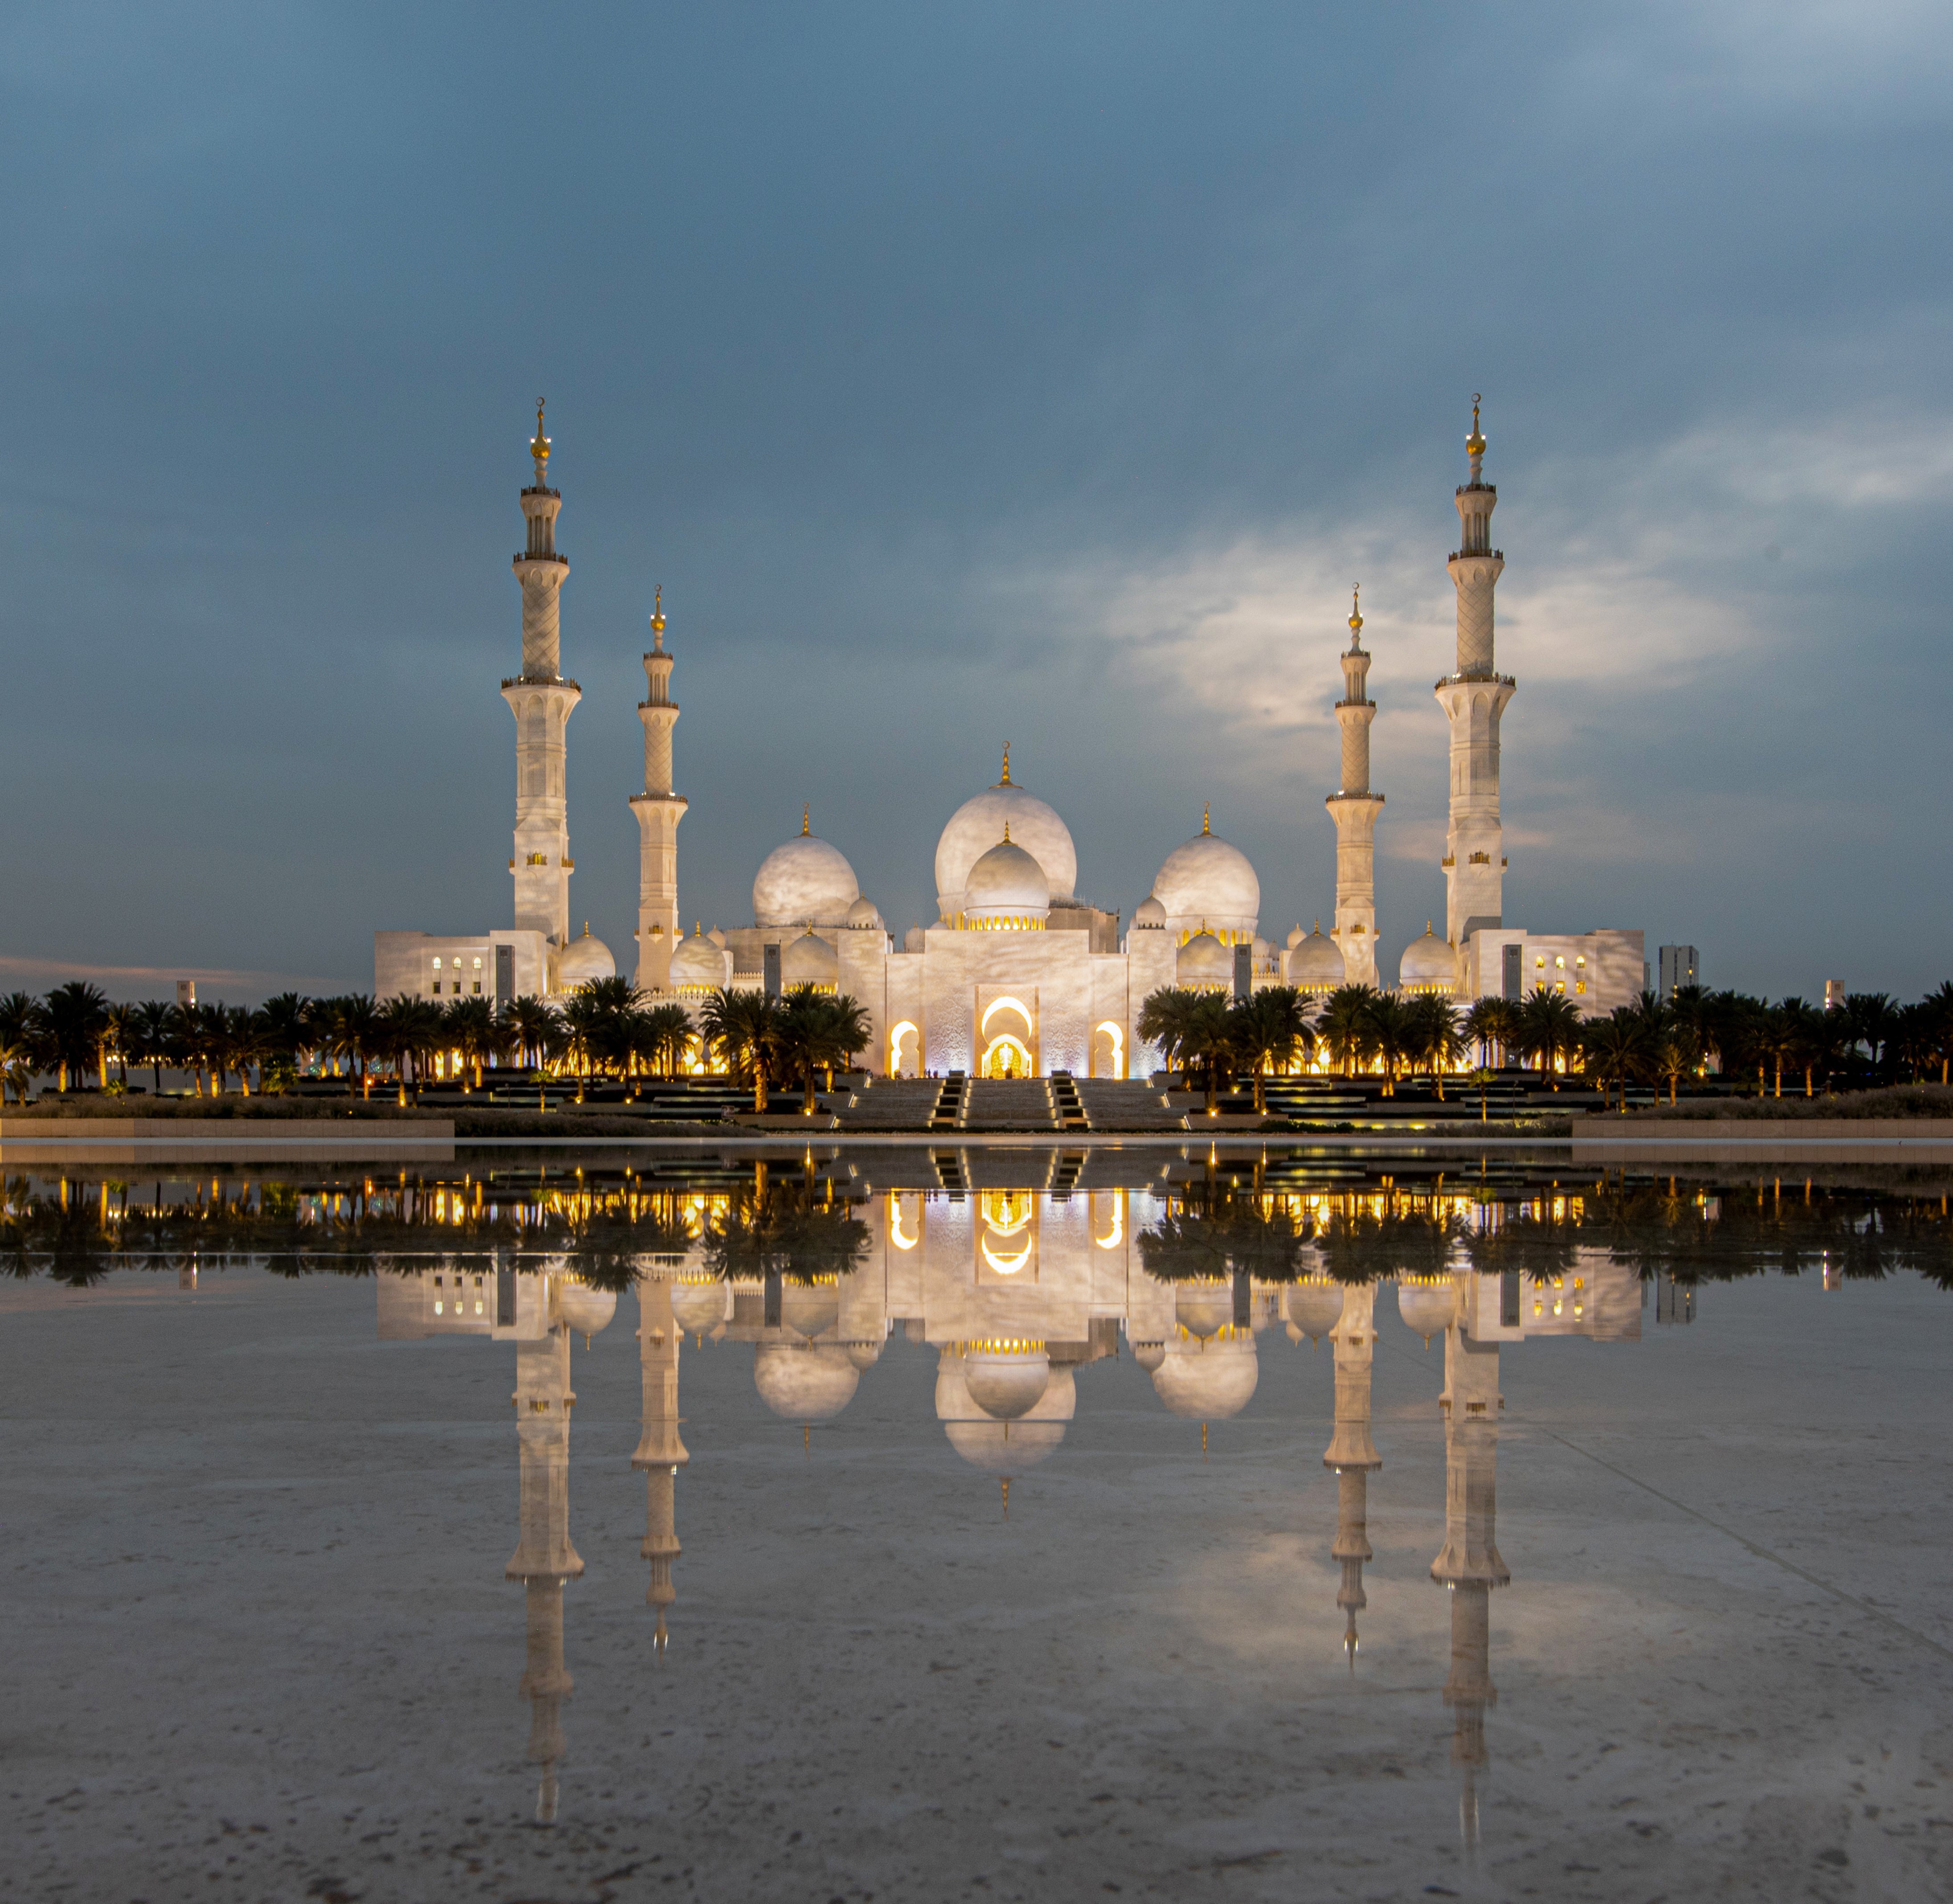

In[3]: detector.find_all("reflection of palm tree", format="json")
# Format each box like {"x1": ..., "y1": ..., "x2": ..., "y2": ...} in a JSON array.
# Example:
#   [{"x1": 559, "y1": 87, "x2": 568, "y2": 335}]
[
  {"x1": 702, "y1": 1173, "x2": 870, "y2": 1282},
  {"x1": 1138, "y1": 1185, "x2": 1308, "y2": 1284}
]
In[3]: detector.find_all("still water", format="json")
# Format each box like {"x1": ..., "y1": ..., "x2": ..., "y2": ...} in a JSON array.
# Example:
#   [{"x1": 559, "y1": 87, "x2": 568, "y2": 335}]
[{"x1": 6, "y1": 1146, "x2": 1952, "y2": 1902}]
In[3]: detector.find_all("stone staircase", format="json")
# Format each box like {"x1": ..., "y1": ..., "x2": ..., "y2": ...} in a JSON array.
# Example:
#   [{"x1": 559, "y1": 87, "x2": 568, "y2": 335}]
[
  {"x1": 832, "y1": 1076, "x2": 947, "y2": 1131},
  {"x1": 1074, "y1": 1080, "x2": 1190, "y2": 1130},
  {"x1": 961, "y1": 1078, "x2": 1061, "y2": 1130}
]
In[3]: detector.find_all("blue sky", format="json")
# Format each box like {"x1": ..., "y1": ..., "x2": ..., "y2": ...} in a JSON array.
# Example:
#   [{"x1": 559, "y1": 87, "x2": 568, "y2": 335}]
[{"x1": 6, "y1": 3, "x2": 1950, "y2": 1000}]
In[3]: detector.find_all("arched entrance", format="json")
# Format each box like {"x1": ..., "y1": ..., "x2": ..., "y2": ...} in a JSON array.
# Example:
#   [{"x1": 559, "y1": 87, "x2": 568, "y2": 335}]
[
  {"x1": 981, "y1": 1032, "x2": 1034, "y2": 1079},
  {"x1": 1091, "y1": 1021, "x2": 1125, "y2": 1079},
  {"x1": 976, "y1": 993, "x2": 1037, "y2": 1078}
]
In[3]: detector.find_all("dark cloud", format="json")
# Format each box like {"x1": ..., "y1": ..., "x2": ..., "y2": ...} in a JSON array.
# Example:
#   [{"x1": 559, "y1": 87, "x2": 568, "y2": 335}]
[{"x1": 5, "y1": 4, "x2": 1950, "y2": 998}]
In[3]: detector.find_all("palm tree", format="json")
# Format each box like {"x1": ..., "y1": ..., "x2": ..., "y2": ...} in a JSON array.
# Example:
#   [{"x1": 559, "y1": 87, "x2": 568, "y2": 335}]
[
  {"x1": 1925, "y1": 981, "x2": 1953, "y2": 1087},
  {"x1": 442, "y1": 995, "x2": 503, "y2": 1087},
  {"x1": 1406, "y1": 994, "x2": 1463, "y2": 1099},
  {"x1": 1517, "y1": 987, "x2": 1582, "y2": 1088},
  {"x1": 1226, "y1": 988, "x2": 1311, "y2": 1114},
  {"x1": 258, "y1": 993, "x2": 312, "y2": 1076},
  {"x1": 1362, "y1": 993, "x2": 1414, "y2": 1097},
  {"x1": 101, "y1": 1002, "x2": 138, "y2": 1089},
  {"x1": 0, "y1": 991, "x2": 46, "y2": 1105},
  {"x1": 701, "y1": 987, "x2": 780, "y2": 1111},
  {"x1": 1581, "y1": 1010, "x2": 1649, "y2": 1112},
  {"x1": 1842, "y1": 992, "x2": 1897, "y2": 1086},
  {"x1": 1462, "y1": 998, "x2": 1506, "y2": 1070},
  {"x1": 1181, "y1": 993, "x2": 1236, "y2": 1113},
  {"x1": 637, "y1": 1003, "x2": 696, "y2": 1080},
  {"x1": 225, "y1": 1005, "x2": 268, "y2": 1095},
  {"x1": 1319, "y1": 984, "x2": 1378, "y2": 1080},
  {"x1": 130, "y1": 1000, "x2": 176, "y2": 1094},
  {"x1": 801, "y1": 991, "x2": 873, "y2": 1099},
  {"x1": 500, "y1": 994, "x2": 562, "y2": 1074},
  {"x1": 1652, "y1": 1024, "x2": 1701, "y2": 1106},
  {"x1": 43, "y1": 981, "x2": 112, "y2": 1092},
  {"x1": 1137, "y1": 988, "x2": 1202, "y2": 1089}
]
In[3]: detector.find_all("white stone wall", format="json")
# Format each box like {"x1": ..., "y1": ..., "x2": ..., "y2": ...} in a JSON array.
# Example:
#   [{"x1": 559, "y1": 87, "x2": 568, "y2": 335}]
[
  {"x1": 1460, "y1": 927, "x2": 1645, "y2": 1016},
  {"x1": 374, "y1": 929, "x2": 550, "y2": 1003}
]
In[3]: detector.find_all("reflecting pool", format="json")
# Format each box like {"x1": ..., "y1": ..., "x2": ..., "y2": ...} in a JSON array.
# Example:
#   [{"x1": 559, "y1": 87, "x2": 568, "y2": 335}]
[{"x1": 6, "y1": 1146, "x2": 1953, "y2": 1900}]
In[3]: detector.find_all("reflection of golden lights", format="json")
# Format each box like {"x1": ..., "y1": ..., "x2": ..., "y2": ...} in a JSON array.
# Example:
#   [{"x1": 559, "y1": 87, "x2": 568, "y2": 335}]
[
  {"x1": 1095, "y1": 1195, "x2": 1123, "y2": 1249},
  {"x1": 889, "y1": 1193, "x2": 918, "y2": 1250},
  {"x1": 980, "y1": 1190, "x2": 1034, "y2": 1236},
  {"x1": 981, "y1": 1239, "x2": 1033, "y2": 1274}
]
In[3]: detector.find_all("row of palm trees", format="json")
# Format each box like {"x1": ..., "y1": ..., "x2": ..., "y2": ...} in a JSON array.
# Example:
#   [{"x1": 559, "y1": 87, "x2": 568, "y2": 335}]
[
  {"x1": 1134, "y1": 980, "x2": 1953, "y2": 1114},
  {"x1": 0, "y1": 978, "x2": 874, "y2": 1112}
]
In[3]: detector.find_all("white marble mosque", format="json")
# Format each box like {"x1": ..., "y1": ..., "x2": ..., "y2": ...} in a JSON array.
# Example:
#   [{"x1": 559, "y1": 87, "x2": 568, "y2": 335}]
[
  {"x1": 374, "y1": 1180, "x2": 1641, "y2": 1834},
  {"x1": 375, "y1": 401, "x2": 1644, "y2": 1074}
]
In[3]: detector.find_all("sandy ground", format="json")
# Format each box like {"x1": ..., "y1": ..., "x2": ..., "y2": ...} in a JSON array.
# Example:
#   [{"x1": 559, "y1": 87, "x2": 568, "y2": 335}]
[{"x1": 4, "y1": 1262, "x2": 1952, "y2": 1902}]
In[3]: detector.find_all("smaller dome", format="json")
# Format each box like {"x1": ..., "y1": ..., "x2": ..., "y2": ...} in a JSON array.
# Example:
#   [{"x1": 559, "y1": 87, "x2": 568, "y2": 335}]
[
  {"x1": 1131, "y1": 1340, "x2": 1166, "y2": 1371},
  {"x1": 903, "y1": 926, "x2": 925, "y2": 953},
  {"x1": 845, "y1": 896, "x2": 883, "y2": 930},
  {"x1": 1398, "y1": 924, "x2": 1459, "y2": 994},
  {"x1": 844, "y1": 1337, "x2": 884, "y2": 1371},
  {"x1": 782, "y1": 930, "x2": 839, "y2": 990},
  {"x1": 1152, "y1": 825, "x2": 1260, "y2": 935},
  {"x1": 1151, "y1": 1332, "x2": 1258, "y2": 1420},
  {"x1": 1177, "y1": 931, "x2": 1232, "y2": 989},
  {"x1": 1285, "y1": 1277, "x2": 1345, "y2": 1341},
  {"x1": 1287, "y1": 923, "x2": 1306, "y2": 950},
  {"x1": 963, "y1": 1342, "x2": 1052, "y2": 1421},
  {"x1": 1251, "y1": 935, "x2": 1272, "y2": 961},
  {"x1": 552, "y1": 1278, "x2": 616, "y2": 1340},
  {"x1": 1133, "y1": 895, "x2": 1167, "y2": 930},
  {"x1": 556, "y1": 924, "x2": 616, "y2": 990},
  {"x1": 964, "y1": 833, "x2": 1050, "y2": 924},
  {"x1": 1396, "y1": 1274, "x2": 1458, "y2": 1344},
  {"x1": 669, "y1": 1276, "x2": 728, "y2": 1336},
  {"x1": 670, "y1": 929, "x2": 726, "y2": 993},
  {"x1": 754, "y1": 1343, "x2": 860, "y2": 1421},
  {"x1": 1175, "y1": 1282, "x2": 1235, "y2": 1341},
  {"x1": 1289, "y1": 923, "x2": 1346, "y2": 992}
]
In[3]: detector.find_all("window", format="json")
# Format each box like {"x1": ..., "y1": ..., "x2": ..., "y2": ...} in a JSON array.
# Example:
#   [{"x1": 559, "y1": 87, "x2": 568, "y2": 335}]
[
  {"x1": 1555, "y1": 981, "x2": 1566, "y2": 995},
  {"x1": 1535, "y1": 954, "x2": 1546, "y2": 969},
  {"x1": 1554, "y1": 955, "x2": 1566, "y2": 970},
  {"x1": 1575, "y1": 981, "x2": 1586, "y2": 994},
  {"x1": 472, "y1": 982, "x2": 482, "y2": 994},
  {"x1": 1575, "y1": 955, "x2": 1586, "y2": 969},
  {"x1": 431, "y1": 958, "x2": 443, "y2": 971}
]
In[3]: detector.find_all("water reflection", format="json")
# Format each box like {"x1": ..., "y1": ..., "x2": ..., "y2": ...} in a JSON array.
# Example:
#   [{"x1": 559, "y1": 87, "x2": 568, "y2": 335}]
[{"x1": 12, "y1": 1151, "x2": 1953, "y2": 1842}]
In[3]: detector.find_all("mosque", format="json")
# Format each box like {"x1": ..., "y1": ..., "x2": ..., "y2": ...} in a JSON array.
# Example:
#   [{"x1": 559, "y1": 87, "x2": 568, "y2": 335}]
[{"x1": 374, "y1": 401, "x2": 1644, "y2": 1070}]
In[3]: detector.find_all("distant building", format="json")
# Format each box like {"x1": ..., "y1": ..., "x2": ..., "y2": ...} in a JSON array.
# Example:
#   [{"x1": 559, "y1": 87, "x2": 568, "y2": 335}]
[
  {"x1": 1658, "y1": 945, "x2": 1700, "y2": 999},
  {"x1": 1825, "y1": 979, "x2": 1846, "y2": 1010}
]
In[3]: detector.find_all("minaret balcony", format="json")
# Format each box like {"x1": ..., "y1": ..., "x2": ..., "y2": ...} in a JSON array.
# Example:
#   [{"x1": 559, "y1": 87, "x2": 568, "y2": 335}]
[
  {"x1": 512, "y1": 551, "x2": 569, "y2": 568},
  {"x1": 501, "y1": 674, "x2": 582, "y2": 691},
  {"x1": 1447, "y1": 548, "x2": 1504, "y2": 563}
]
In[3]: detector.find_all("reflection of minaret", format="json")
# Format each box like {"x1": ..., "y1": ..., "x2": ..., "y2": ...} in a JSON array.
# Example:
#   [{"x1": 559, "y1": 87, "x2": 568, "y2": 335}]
[
  {"x1": 1437, "y1": 398, "x2": 1515, "y2": 950},
  {"x1": 633, "y1": 1276, "x2": 690, "y2": 1653},
  {"x1": 1323, "y1": 1283, "x2": 1381, "y2": 1667},
  {"x1": 1430, "y1": 1304, "x2": 1508, "y2": 1850},
  {"x1": 506, "y1": 1310, "x2": 582, "y2": 1824},
  {"x1": 1326, "y1": 589, "x2": 1385, "y2": 987},
  {"x1": 631, "y1": 590, "x2": 687, "y2": 994}
]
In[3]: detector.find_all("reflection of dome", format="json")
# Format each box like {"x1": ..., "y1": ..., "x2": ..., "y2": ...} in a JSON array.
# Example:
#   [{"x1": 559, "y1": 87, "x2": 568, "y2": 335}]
[
  {"x1": 1285, "y1": 1276, "x2": 1345, "y2": 1341},
  {"x1": 780, "y1": 1279, "x2": 840, "y2": 1340},
  {"x1": 1131, "y1": 1340, "x2": 1166, "y2": 1371},
  {"x1": 845, "y1": 896, "x2": 883, "y2": 930},
  {"x1": 754, "y1": 1342, "x2": 860, "y2": 1420},
  {"x1": 753, "y1": 832, "x2": 860, "y2": 928},
  {"x1": 1289, "y1": 923, "x2": 1346, "y2": 992},
  {"x1": 1398, "y1": 924, "x2": 1459, "y2": 995},
  {"x1": 962, "y1": 1342, "x2": 1052, "y2": 1420},
  {"x1": 782, "y1": 930, "x2": 839, "y2": 990},
  {"x1": 1152, "y1": 826, "x2": 1260, "y2": 936},
  {"x1": 670, "y1": 929, "x2": 726, "y2": 994},
  {"x1": 935, "y1": 769, "x2": 1078, "y2": 916},
  {"x1": 1178, "y1": 932, "x2": 1232, "y2": 989},
  {"x1": 1133, "y1": 895, "x2": 1167, "y2": 930},
  {"x1": 1152, "y1": 1331, "x2": 1258, "y2": 1419},
  {"x1": 963, "y1": 835, "x2": 1050, "y2": 927},
  {"x1": 1396, "y1": 1274, "x2": 1458, "y2": 1343},
  {"x1": 1174, "y1": 1282, "x2": 1234, "y2": 1341},
  {"x1": 944, "y1": 1420, "x2": 1067, "y2": 1474},
  {"x1": 669, "y1": 1276, "x2": 728, "y2": 1335},
  {"x1": 844, "y1": 1337, "x2": 884, "y2": 1371},
  {"x1": 553, "y1": 1279, "x2": 617, "y2": 1340},
  {"x1": 556, "y1": 924, "x2": 616, "y2": 989}
]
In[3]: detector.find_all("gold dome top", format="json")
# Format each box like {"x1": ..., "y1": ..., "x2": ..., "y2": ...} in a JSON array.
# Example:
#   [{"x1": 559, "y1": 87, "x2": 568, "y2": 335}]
[
  {"x1": 650, "y1": 585, "x2": 665, "y2": 647},
  {"x1": 530, "y1": 397, "x2": 551, "y2": 483},
  {"x1": 1466, "y1": 393, "x2": 1486, "y2": 462},
  {"x1": 1348, "y1": 583, "x2": 1363, "y2": 634}
]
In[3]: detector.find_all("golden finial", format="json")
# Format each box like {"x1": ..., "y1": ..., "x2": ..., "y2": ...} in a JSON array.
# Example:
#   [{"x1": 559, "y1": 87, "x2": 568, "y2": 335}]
[
  {"x1": 650, "y1": 585, "x2": 665, "y2": 648},
  {"x1": 1002, "y1": 820, "x2": 1011, "y2": 844},
  {"x1": 530, "y1": 398, "x2": 551, "y2": 484},
  {"x1": 1202, "y1": 803, "x2": 1211, "y2": 836},
  {"x1": 1000, "y1": 741, "x2": 1012, "y2": 786},
  {"x1": 1348, "y1": 584, "x2": 1363, "y2": 635},
  {"x1": 801, "y1": 803, "x2": 811, "y2": 837},
  {"x1": 1466, "y1": 393, "x2": 1486, "y2": 463}
]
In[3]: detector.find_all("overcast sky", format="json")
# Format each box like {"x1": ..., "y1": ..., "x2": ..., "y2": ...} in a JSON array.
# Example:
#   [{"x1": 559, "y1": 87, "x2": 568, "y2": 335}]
[{"x1": 6, "y1": 3, "x2": 1950, "y2": 1002}]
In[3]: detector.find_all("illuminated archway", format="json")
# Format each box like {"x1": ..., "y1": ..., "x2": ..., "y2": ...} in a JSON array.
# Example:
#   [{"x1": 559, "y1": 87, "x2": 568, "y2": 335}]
[
  {"x1": 888, "y1": 1020, "x2": 919, "y2": 1077},
  {"x1": 981, "y1": 1033, "x2": 1034, "y2": 1079},
  {"x1": 1092, "y1": 1021, "x2": 1125, "y2": 1080},
  {"x1": 980, "y1": 995, "x2": 1034, "y2": 1037}
]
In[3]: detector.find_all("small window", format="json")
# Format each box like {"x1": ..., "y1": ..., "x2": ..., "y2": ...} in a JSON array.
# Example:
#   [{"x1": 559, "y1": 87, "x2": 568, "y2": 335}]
[
  {"x1": 472, "y1": 981, "x2": 482, "y2": 994},
  {"x1": 1535, "y1": 954, "x2": 1545, "y2": 968},
  {"x1": 472, "y1": 956, "x2": 483, "y2": 970},
  {"x1": 1575, "y1": 981, "x2": 1586, "y2": 994},
  {"x1": 1555, "y1": 981, "x2": 1566, "y2": 995},
  {"x1": 1575, "y1": 955, "x2": 1586, "y2": 968},
  {"x1": 432, "y1": 958, "x2": 443, "y2": 971},
  {"x1": 1555, "y1": 955, "x2": 1566, "y2": 970}
]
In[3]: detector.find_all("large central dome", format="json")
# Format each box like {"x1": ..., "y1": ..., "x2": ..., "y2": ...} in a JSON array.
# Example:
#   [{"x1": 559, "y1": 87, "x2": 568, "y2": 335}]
[
  {"x1": 935, "y1": 751, "x2": 1077, "y2": 920},
  {"x1": 1151, "y1": 812, "x2": 1260, "y2": 941}
]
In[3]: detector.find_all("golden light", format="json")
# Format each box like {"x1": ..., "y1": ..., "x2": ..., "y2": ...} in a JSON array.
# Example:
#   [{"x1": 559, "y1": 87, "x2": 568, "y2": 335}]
[
  {"x1": 980, "y1": 1239, "x2": 1033, "y2": 1275},
  {"x1": 888, "y1": 1020, "x2": 919, "y2": 1076},
  {"x1": 889, "y1": 1192, "x2": 918, "y2": 1251},
  {"x1": 979, "y1": 995, "x2": 1034, "y2": 1036},
  {"x1": 1094, "y1": 1194, "x2": 1124, "y2": 1250}
]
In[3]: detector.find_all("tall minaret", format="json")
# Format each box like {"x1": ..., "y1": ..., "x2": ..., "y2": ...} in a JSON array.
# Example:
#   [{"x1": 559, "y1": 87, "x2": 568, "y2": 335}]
[
  {"x1": 1323, "y1": 1282, "x2": 1382, "y2": 1668},
  {"x1": 504, "y1": 401, "x2": 580, "y2": 966},
  {"x1": 631, "y1": 589, "x2": 688, "y2": 994},
  {"x1": 1325, "y1": 587, "x2": 1384, "y2": 987},
  {"x1": 1436, "y1": 398, "x2": 1514, "y2": 950},
  {"x1": 632, "y1": 1275, "x2": 690, "y2": 1653},
  {"x1": 1430, "y1": 1293, "x2": 1509, "y2": 1850}
]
